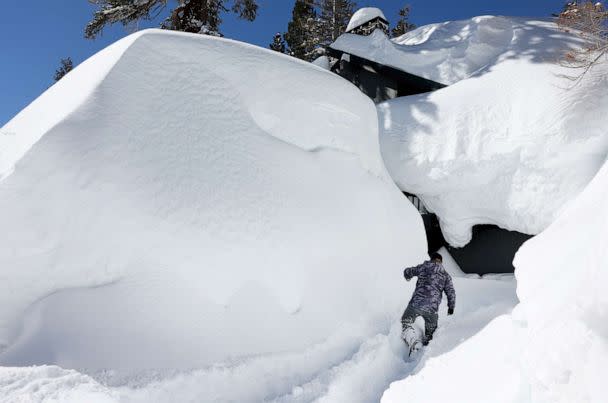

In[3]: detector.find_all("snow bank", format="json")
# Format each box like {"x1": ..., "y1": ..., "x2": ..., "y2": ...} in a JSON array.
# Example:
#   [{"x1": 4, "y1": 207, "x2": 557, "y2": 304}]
[
  {"x1": 0, "y1": 29, "x2": 427, "y2": 371},
  {"x1": 378, "y1": 18, "x2": 608, "y2": 246},
  {"x1": 508, "y1": 157, "x2": 608, "y2": 402},
  {"x1": 346, "y1": 7, "x2": 387, "y2": 33},
  {"x1": 382, "y1": 157, "x2": 608, "y2": 403}
]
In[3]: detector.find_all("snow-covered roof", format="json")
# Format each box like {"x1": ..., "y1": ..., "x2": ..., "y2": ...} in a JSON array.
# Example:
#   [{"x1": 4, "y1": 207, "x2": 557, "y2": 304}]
[
  {"x1": 346, "y1": 7, "x2": 387, "y2": 32},
  {"x1": 333, "y1": 16, "x2": 562, "y2": 86},
  {"x1": 377, "y1": 17, "x2": 605, "y2": 247}
]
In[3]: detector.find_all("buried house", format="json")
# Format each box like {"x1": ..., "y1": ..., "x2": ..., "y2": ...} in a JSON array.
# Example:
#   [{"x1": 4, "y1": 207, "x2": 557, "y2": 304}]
[
  {"x1": 326, "y1": 8, "x2": 446, "y2": 102},
  {"x1": 323, "y1": 9, "x2": 550, "y2": 274}
]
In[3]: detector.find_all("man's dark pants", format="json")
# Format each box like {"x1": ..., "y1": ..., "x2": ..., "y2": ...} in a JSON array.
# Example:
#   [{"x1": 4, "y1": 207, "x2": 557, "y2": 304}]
[{"x1": 401, "y1": 305, "x2": 438, "y2": 344}]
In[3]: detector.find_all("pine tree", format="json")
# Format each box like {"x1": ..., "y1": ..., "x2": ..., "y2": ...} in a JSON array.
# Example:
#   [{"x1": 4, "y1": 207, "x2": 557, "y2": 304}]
[
  {"x1": 391, "y1": 4, "x2": 416, "y2": 37},
  {"x1": 85, "y1": 0, "x2": 258, "y2": 39},
  {"x1": 162, "y1": 0, "x2": 257, "y2": 35},
  {"x1": 54, "y1": 57, "x2": 74, "y2": 82},
  {"x1": 269, "y1": 32, "x2": 286, "y2": 53},
  {"x1": 85, "y1": 0, "x2": 166, "y2": 39},
  {"x1": 284, "y1": 0, "x2": 322, "y2": 61},
  {"x1": 316, "y1": 0, "x2": 356, "y2": 46}
]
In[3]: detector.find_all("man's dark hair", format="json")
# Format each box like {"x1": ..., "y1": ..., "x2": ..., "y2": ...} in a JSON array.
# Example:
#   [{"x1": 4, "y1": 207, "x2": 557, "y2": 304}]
[{"x1": 431, "y1": 252, "x2": 443, "y2": 262}]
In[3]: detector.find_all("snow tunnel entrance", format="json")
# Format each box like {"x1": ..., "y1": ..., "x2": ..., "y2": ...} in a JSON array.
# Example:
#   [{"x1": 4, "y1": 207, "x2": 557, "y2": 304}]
[{"x1": 404, "y1": 192, "x2": 533, "y2": 275}]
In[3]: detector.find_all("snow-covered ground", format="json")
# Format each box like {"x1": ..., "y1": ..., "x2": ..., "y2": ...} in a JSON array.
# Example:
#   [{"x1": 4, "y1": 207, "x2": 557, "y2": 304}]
[
  {"x1": 377, "y1": 17, "x2": 608, "y2": 246},
  {"x1": 0, "y1": 275, "x2": 517, "y2": 403}
]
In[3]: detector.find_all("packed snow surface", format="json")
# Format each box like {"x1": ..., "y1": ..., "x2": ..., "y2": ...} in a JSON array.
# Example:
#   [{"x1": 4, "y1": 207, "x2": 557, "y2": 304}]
[
  {"x1": 0, "y1": 278, "x2": 517, "y2": 402},
  {"x1": 0, "y1": 29, "x2": 428, "y2": 372},
  {"x1": 378, "y1": 17, "x2": 608, "y2": 245},
  {"x1": 346, "y1": 7, "x2": 387, "y2": 33},
  {"x1": 383, "y1": 156, "x2": 608, "y2": 403}
]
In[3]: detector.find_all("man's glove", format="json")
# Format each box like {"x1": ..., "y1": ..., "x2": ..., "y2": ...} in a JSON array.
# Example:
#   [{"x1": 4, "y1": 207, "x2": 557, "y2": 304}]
[{"x1": 448, "y1": 308, "x2": 454, "y2": 315}]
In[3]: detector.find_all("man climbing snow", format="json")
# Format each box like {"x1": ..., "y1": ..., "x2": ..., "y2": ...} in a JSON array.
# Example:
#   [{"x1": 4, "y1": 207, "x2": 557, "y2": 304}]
[{"x1": 401, "y1": 252, "x2": 456, "y2": 352}]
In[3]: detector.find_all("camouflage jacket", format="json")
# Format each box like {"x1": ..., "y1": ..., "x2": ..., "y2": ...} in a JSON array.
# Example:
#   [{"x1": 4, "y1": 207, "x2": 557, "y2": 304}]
[{"x1": 404, "y1": 261, "x2": 456, "y2": 313}]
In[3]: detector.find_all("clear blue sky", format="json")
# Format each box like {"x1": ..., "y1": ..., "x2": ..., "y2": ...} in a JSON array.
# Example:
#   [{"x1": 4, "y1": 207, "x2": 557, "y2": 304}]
[{"x1": 0, "y1": 0, "x2": 560, "y2": 126}]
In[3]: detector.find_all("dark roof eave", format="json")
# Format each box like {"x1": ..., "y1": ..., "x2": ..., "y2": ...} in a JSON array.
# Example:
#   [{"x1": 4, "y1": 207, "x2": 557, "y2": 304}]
[{"x1": 326, "y1": 46, "x2": 447, "y2": 92}]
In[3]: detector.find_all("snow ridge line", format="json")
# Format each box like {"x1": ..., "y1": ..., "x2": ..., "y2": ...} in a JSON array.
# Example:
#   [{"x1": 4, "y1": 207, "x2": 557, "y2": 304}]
[{"x1": 0, "y1": 31, "x2": 146, "y2": 183}]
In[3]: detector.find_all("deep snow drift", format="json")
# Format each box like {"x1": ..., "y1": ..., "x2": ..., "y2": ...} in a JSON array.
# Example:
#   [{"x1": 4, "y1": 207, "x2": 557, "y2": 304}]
[
  {"x1": 382, "y1": 155, "x2": 608, "y2": 403},
  {"x1": 0, "y1": 29, "x2": 428, "y2": 370},
  {"x1": 377, "y1": 17, "x2": 608, "y2": 246}
]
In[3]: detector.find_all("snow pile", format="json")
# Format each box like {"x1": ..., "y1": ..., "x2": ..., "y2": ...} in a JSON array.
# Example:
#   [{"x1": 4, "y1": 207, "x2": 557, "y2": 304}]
[
  {"x1": 0, "y1": 29, "x2": 427, "y2": 371},
  {"x1": 378, "y1": 17, "x2": 608, "y2": 245},
  {"x1": 346, "y1": 7, "x2": 387, "y2": 33},
  {"x1": 383, "y1": 156, "x2": 608, "y2": 403}
]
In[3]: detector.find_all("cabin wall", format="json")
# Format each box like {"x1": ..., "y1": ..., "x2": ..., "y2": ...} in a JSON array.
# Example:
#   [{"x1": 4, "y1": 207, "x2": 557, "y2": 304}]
[
  {"x1": 409, "y1": 194, "x2": 531, "y2": 274},
  {"x1": 447, "y1": 226, "x2": 532, "y2": 274},
  {"x1": 335, "y1": 59, "x2": 398, "y2": 103},
  {"x1": 327, "y1": 49, "x2": 446, "y2": 103}
]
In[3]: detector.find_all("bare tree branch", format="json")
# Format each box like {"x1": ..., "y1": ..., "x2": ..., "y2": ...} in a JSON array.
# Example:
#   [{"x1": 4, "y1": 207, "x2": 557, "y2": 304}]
[{"x1": 557, "y1": 1, "x2": 608, "y2": 81}]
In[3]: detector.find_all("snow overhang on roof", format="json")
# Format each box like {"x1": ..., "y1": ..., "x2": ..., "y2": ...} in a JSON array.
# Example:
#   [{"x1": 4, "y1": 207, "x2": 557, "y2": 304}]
[
  {"x1": 332, "y1": 16, "x2": 525, "y2": 86},
  {"x1": 329, "y1": 30, "x2": 447, "y2": 87},
  {"x1": 346, "y1": 7, "x2": 388, "y2": 33}
]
